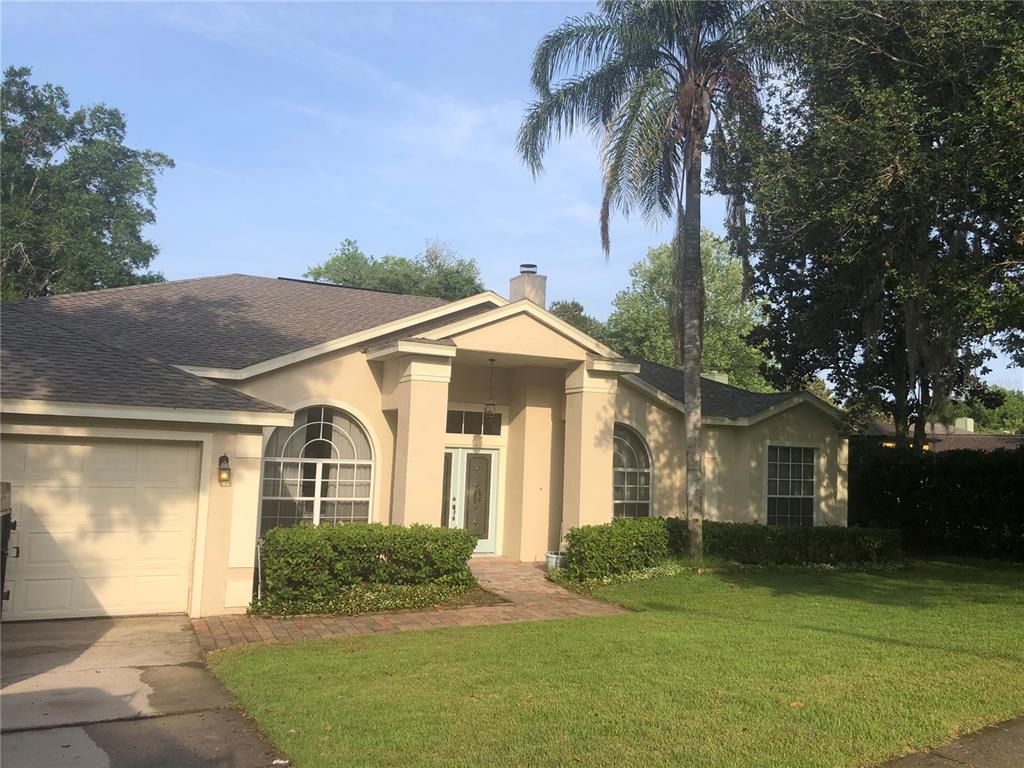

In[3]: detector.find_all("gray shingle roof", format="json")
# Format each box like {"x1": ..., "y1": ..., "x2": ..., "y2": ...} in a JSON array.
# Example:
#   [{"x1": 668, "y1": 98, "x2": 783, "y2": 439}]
[
  {"x1": 927, "y1": 434, "x2": 1024, "y2": 453},
  {"x1": 864, "y1": 421, "x2": 1024, "y2": 452},
  {"x1": 631, "y1": 357, "x2": 810, "y2": 421},
  {"x1": 1, "y1": 304, "x2": 287, "y2": 414},
  {"x1": 9, "y1": 275, "x2": 452, "y2": 369}
]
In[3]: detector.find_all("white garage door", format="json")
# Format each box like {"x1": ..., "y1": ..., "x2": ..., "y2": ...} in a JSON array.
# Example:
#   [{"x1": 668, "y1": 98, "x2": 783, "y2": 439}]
[{"x1": 1, "y1": 437, "x2": 201, "y2": 621}]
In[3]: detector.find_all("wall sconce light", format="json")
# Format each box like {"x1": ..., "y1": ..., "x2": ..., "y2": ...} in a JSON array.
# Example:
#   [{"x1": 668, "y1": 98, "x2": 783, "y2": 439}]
[
  {"x1": 483, "y1": 358, "x2": 497, "y2": 417},
  {"x1": 218, "y1": 454, "x2": 232, "y2": 485}
]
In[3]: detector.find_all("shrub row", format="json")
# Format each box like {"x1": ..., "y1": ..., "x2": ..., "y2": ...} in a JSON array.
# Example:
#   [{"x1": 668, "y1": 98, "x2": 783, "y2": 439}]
[
  {"x1": 668, "y1": 519, "x2": 902, "y2": 565},
  {"x1": 561, "y1": 518, "x2": 902, "y2": 581},
  {"x1": 561, "y1": 517, "x2": 669, "y2": 582},
  {"x1": 256, "y1": 523, "x2": 477, "y2": 615},
  {"x1": 252, "y1": 582, "x2": 466, "y2": 617},
  {"x1": 849, "y1": 441, "x2": 1024, "y2": 561}
]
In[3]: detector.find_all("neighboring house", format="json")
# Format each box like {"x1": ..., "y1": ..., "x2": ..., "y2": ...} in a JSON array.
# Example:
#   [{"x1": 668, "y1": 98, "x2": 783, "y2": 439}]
[
  {"x1": 863, "y1": 419, "x2": 1024, "y2": 453},
  {"x1": 0, "y1": 267, "x2": 847, "y2": 620}
]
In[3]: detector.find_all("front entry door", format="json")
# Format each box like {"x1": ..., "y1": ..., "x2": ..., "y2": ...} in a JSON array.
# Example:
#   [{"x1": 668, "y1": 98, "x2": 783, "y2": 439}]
[{"x1": 442, "y1": 448, "x2": 498, "y2": 554}]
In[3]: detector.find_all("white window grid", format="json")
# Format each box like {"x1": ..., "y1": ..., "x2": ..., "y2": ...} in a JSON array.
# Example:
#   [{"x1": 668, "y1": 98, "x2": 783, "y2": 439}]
[
  {"x1": 766, "y1": 446, "x2": 815, "y2": 527},
  {"x1": 261, "y1": 458, "x2": 373, "y2": 528},
  {"x1": 260, "y1": 407, "x2": 374, "y2": 532},
  {"x1": 613, "y1": 424, "x2": 653, "y2": 518}
]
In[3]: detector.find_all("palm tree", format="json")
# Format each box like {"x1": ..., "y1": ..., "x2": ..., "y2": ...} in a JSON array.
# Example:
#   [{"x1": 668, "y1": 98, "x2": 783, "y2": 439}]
[{"x1": 518, "y1": 0, "x2": 761, "y2": 557}]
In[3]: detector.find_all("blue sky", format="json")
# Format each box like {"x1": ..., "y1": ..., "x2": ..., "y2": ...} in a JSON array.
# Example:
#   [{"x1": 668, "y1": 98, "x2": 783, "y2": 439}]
[{"x1": 3, "y1": 1, "x2": 1018, "y2": 388}]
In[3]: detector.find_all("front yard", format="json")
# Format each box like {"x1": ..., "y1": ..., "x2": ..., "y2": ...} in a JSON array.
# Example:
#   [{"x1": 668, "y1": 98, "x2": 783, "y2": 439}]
[{"x1": 210, "y1": 560, "x2": 1024, "y2": 768}]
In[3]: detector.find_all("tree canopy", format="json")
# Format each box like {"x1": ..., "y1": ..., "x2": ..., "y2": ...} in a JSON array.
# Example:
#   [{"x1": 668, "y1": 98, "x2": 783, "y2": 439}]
[
  {"x1": 305, "y1": 239, "x2": 484, "y2": 301},
  {"x1": 548, "y1": 300, "x2": 608, "y2": 343},
  {"x1": 1, "y1": 66, "x2": 173, "y2": 299},
  {"x1": 549, "y1": 231, "x2": 772, "y2": 392},
  {"x1": 605, "y1": 231, "x2": 771, "y2": 391},
  {"x1": 730, "y1": 1, "x2": 1024, "y2": 446},
  {"x1": 941, "y1": 386, "x2": 1024, "y2": 435}
]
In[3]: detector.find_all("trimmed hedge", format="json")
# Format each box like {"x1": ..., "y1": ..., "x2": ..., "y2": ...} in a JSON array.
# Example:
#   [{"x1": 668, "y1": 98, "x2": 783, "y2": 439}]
[
  {"x1": 255, "y1": 523, "x2": 477, "y2": 616},
  {"x1": 562, "y1": 518, "x2": 902, "y2": 582},
  {"x1": 253, "y1": 582, "x2": 467, "y2": 618},
  {"x1": 668, "y1": 519, "x2": 902, "y2": 565},
  {"x1": 561, "y1": 517, "x2": 669, "y2": 582},
  {"x1": 849, "y1": 441, "x2": 1024, "y2": 561}
]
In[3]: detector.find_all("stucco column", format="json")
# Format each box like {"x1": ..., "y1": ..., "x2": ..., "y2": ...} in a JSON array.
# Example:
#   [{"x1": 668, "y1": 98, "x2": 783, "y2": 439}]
[
  {"x1": 503, "y1": 367, "x2": 564, "y2": 562},
  {"x1": 390, "y1": 354, "x2": 452, "y2": 527},
  {"x1": 561, "y1": 363, "x2": 618, "y2": 539}
]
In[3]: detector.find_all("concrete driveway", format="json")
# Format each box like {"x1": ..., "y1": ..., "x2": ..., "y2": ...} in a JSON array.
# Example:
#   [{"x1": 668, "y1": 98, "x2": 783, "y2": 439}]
[{"x1": 1, "y1": 616, "x2": 282, "y2": 768}]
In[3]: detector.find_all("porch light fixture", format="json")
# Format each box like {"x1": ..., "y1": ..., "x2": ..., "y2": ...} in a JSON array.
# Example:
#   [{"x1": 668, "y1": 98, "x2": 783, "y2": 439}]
[
  {"x1": 484, "y1": 358, "x2": 497, "y2": 417},
  {"x1": 218, "y1": 454, "x2": 232, "y2": 485}
]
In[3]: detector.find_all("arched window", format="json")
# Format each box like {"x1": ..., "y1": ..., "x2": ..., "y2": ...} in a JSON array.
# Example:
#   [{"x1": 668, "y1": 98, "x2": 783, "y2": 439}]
[
  {"x1": 613, "y1": 423, "x2": 652, "y2": 518},
  {"x1": 260, "y1": 406, "x2": 373, "y2": 534}
]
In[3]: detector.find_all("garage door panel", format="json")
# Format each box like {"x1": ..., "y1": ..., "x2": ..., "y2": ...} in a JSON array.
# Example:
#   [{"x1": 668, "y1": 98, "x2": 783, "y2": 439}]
[
  {"x1": 79, "y1": 487, "x2": 136, "y2": 525},
  {"x1": 23, "y1": 531, "x2": 75, "y2": 565},
  {"x1": 78, "y1": 575, "x2": 135, "y2": 611},
  {"x1": 76, "y1": 531, "x2": 140, "y2": 564},
  {"x1": 135, "y1": 487, "x2": 194, "y2": 525},
  {"x1": 18, "y1": 578, "x2": 74, "y2": 614},
  {"x1": 83, "y1": 443, "x2": 138, "y2": 476},
  {"x1": 1, "y1": 441, "x2": 27, "y2": 474},
  {"x1": 139, "y1": 445, "x2": 197, "y2": 487},
  {"x1": 137, "y1": 531, "x2": 189, "y2": 563},
  {"x1": 24, "y1": 442, "x2": 86, "y2": 473},
  {"x1": 135, "y1": 574, "x2": 188, "y2": 609},
  {"x1": 18, "y1": 487, "x2": 81, "y2": 530},
  {"x1": 2, "y1": 437, "x2": 200, "y2": 620}
]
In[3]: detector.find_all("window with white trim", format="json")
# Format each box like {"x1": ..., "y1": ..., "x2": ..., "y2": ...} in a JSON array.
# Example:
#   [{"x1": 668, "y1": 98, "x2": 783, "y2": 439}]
[
  {"x1": 766, "y1": 446, "x2": 814, "y2": 527},
  {"x1": 613, "y1": 424, "x2": 652, "y2": 518},
  {"x1": 260, "y1": 406, "x2": 373, "y2": 534}
]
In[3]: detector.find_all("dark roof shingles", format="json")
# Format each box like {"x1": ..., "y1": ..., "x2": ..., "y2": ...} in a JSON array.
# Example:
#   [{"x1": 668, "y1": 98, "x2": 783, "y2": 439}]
[
  {"x1": 1, "y1": 305, "x2": 286, "y2": 413},
  {"x1": 927, "y1": 434, "x2": 1024, "y2": 452},
  {"x1": 864, "y1": 421, "x2": 1024, "y2": 453},
  {"x1": 10, "y1": 274, "x2": 451, "y2": 369},
  {"x1": 632, "y1": 357, "x2": 805, "y2": 420}
]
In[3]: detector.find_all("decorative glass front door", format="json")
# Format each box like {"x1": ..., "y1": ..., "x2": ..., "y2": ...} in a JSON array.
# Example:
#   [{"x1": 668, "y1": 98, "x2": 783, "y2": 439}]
[{"x1": 441, "y1": 448, "x2": 498, "y2": 553}]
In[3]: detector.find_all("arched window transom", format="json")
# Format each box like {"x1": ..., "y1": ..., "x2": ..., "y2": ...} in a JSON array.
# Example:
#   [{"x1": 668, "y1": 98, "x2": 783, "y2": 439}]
[
  {"x1": 260, "y1": 406, "x2": 373, "y2": 533},
  {"x1": 613, "y1": 423, "x2": 652, "y2": 518}
]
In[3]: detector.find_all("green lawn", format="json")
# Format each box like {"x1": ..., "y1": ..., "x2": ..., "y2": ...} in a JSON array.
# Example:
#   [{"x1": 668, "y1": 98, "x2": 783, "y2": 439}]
[{"x1": 210, "y1": 560, "x2": 1024, "y2": 768}]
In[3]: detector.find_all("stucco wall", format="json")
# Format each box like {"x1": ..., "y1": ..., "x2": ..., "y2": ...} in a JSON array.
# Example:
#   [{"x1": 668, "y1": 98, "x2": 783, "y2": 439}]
[
  {"x1": 705, "y1": 405, "x2": 848, "y2": 526},
  {"x1": 227, "y1": 347, "x2": 397, "y2": 524},
  {"x1": 615, "y1": 382, "x2": 847, "y2": 527},
  {"x1": 614, "y1": 381, "x2": 688, "y2": 519}
]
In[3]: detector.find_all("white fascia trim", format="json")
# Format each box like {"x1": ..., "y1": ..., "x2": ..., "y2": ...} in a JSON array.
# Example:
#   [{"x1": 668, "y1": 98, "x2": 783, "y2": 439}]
[
  {"x1": 737, "y1": 393, "x2": 846, "y2": 427},
  {"x1": 0, "y1": 398, "x2": 294, "y2": 426},
  {"x1": 364, "y1": 339, "x2": 458, "y2": 361},
  {"x1": 622, "y1": 375, "x2": 689, "y2": 415},
  {"x1": 174, "y1": 291, "x2": 507, "y2": 381},
  {"x1": 421, "y1": 300, "x2": 623, "y2": 358}
]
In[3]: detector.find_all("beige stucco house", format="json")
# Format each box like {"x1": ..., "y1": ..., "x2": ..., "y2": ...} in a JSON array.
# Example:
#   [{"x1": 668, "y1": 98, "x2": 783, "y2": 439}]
[{"x1": 0, "y1": 267, "x2": 847, "y2": 621}]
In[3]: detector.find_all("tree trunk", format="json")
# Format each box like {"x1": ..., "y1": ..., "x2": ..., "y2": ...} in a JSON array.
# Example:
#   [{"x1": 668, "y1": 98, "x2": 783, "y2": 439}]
[
  {"x1": 673, "y1": 140, "x2": 706, "y2": 560},
  {"x1": 912, "y1": 377, "x2": 930, "y2": 450},
  {"x1": 892, "y1": 348, "x2": 911, "y2": 448}
]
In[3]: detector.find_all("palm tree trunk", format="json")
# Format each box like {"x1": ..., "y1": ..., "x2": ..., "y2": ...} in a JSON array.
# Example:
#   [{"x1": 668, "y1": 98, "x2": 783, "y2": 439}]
[{"x1": 672, "y1": 140, "x2": 706, "y2": 559}]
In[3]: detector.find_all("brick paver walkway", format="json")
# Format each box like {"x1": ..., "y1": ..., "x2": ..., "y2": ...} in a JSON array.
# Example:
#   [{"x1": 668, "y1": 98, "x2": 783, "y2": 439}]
[{"x1": 192, "y1": 558, "x2": 623, "y2": 652}]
